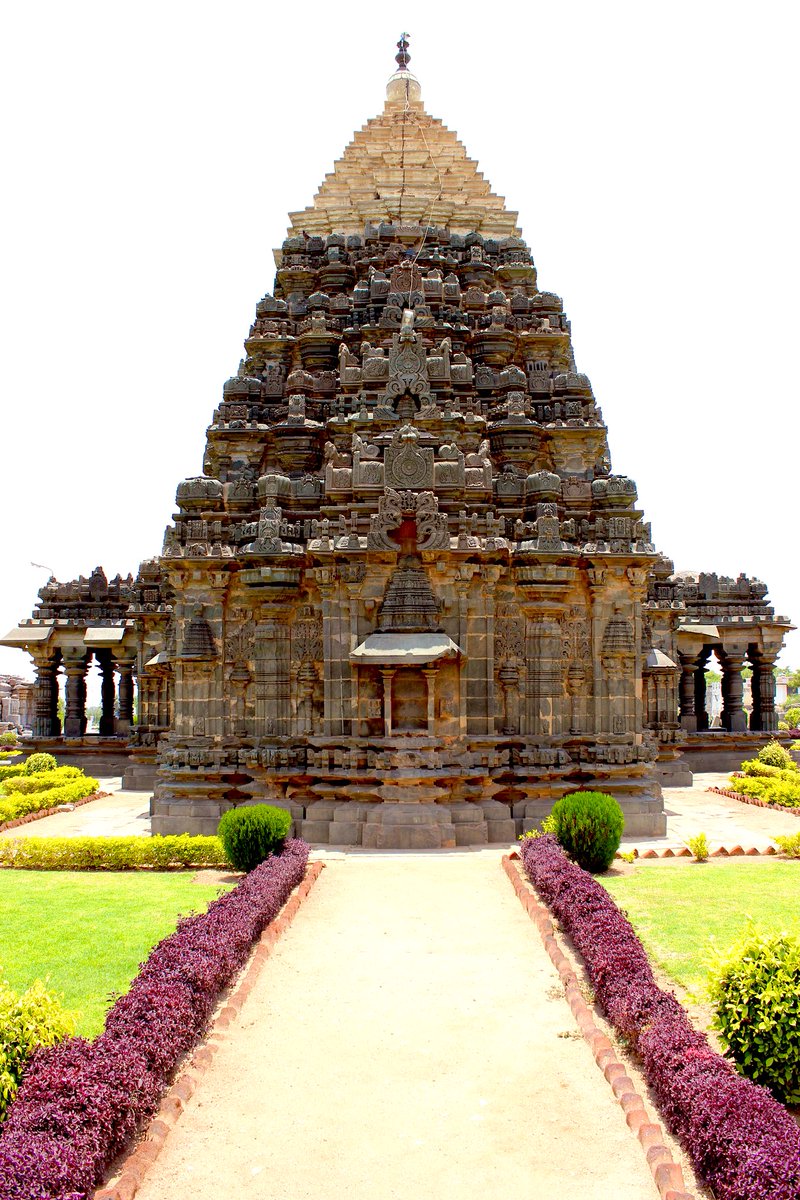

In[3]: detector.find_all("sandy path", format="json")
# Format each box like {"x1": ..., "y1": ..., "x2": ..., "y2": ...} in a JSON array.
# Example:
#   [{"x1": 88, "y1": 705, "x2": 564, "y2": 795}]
[{"x1": 135, "y1": 852, "x2": 658, "y2": 1200}]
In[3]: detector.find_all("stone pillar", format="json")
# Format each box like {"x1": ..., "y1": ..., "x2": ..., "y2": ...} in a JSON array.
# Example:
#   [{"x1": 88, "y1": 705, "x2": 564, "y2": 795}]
[
  {"x1": 678, "y1": 653, "x2": 699, "y2": 731},
  {"x1": 63, "y1": 656, "x2": 88, "y2": 738},
  {"x1": 694, "y1": 655, "x2": 710, "y2": 731},
  {"x1": 99, "y1": 653, "x2": 116, "y2": 736},
  {"x1": 116, "y1": 659, "x2": 135, "y2": 735},
  {"x1": 720, "y1": 651, "x2": 747, "y2": 732},
  {"x1": 750, "y1": 652, "x2": 778, "y2": 732},
  {"x1": 423, "y1": 667, "x2": 437, "y2": 735},
  {"x1": 380, "y1": 669, "x2": 395, "y2": 738},
  {"x1": 33, "y1": 657, "x2": 60, "y2": 738},
  {"x1": 566, "y1": 662, "x2": 585, "y2": 734},
  {"x1": 498, "y1": 665, "x2": 520, "y2": 734},
  {"x1": 455, "y1": 577, "x2": 470, "y2": 736}
]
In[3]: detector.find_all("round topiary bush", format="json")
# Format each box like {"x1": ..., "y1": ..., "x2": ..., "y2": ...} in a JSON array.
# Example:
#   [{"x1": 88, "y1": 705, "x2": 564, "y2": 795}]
[
  {"x1": 217, "y1": 804, "x2": 291, "y2": 872},
  {"x1": 709, "y1": 932, "x2": 800, "y2": 1104},
  {"x1": 23, "y1": 753, "x2": 58, "y2": 776},
  {"x1": 0, "y1": 731, "x2": 18, "y2": 747},
  {"x1": 549, "y1": 790, "x2": 624, "y2": 873},
  {"x1": 757, "y1": 740, "x2": 797, "y2": 771}
]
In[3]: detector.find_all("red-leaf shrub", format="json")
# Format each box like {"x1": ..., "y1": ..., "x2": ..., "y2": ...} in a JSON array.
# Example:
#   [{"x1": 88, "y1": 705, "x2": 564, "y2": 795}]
[
  {"x1": 520, "y1": 835, "x2": 800, "y2": 1200},
  {"x1": 0, "y1": 838, "x2": 309, "y2": 1200}
]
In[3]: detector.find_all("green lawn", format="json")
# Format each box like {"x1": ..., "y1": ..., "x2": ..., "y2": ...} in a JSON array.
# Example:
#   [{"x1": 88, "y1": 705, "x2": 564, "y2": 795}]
[
  {"x1": 0, "y1": 871, "x2": 232, "y2": 1036},
  {"x1": 601, "y1": 860, "x2": 800, "y2": 1000}
]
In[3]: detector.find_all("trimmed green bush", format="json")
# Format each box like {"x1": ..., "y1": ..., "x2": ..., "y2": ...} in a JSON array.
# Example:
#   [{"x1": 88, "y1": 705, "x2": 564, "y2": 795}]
[
  {"x1": 0, "y1": 765, "x2": 25, "y2": 783},
  {"x1": 0, "y1": 732, "x2": 18, "y2": 747},
  {"x1": 23, "y1": 753, "x2": 58, "y2": 776},
  {"x1": 687, "y1": 832, "x2": 709, "y2": 862},
  {"x1": 775, "y1": 832, "x2": 800, "y2": 858},
  {"x1": 734, "y1": 775, "x2": 800, "y2": 807},
  {"x1": 757, "y1": 740, "x2": 797, "y2": 771},
  {"x1": 785, "y1": 706, "x2": 800, "y2": 728},
  {"x1": 0, "y1": 835, "x2": 230, "y2": 871},
  {"x1": 217, "y1": 804, "x2": 291, "y2": 872},
  {"x1": 549, "y1": 790, "x2": 624, "y2": 873},
  {"x1": 0, "y1": 775, "x2": 99, "y2": 825},
  {"x1": 0, "y1": 978, "x2": 75, "y2": 1119},
  {"x1": 709, "y1": 932, "x2": 800, "y2": 1104},
  {"x1": 1, "y1": 766, "x2": 83, "y2": 796}
]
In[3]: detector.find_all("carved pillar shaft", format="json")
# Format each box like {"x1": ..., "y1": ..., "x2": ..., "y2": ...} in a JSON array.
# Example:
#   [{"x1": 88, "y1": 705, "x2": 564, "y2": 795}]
[
  {"x1": 64, "y1": 659, "x2": 88, "y2": 738},
  {"x1": 694, "y1": 662, "x2": 709, "y2": 731},
  {"x1": 116, "y1": 661, "x2": 135, "y2": 733},
  {"x1": 99, "y1": 653, "x2": 116, "y2": 736},
  {"x1": 721, "y1": 652, "x2": 747, "y2": 732},
  {"x1": 33, "y1": 658, "x2": 60, "y2": 738},
  {"x1": 751, "y1": 654, "x2": 778, "y2": 732},
  {"x1": 678, "y1": 654, "x2": 699, "y2": 731},
  {"x1": 380, "y1": 669, "x2": 395, "y2": 738},
  {"x1": 423, "y1": 668, "x2": 437, "y2": 736}
]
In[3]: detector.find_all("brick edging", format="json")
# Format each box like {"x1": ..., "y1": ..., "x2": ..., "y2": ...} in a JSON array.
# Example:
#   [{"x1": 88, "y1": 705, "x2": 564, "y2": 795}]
[
  {"x1": 625, "y1": 844, "x2": 777, "y2": 859},
  {"x1": 94, "y1": 859, "x2": 325, "y2": 1200},
  {"x1": 0, "y1": 790, "x2": 107, "y2": 833},
  {"x1": 708, "y1": 784, "x2": 800, "y2": 819},
  {"x1": 502, "y1": 853, "x2": 694, "y2": 1200}
]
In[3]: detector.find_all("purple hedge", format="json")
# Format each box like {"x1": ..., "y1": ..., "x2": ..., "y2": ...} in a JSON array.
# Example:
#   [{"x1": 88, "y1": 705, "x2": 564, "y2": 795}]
[
  {"x1": 520, "y1": 835, "x2": 800, "y2": 1200},
  {"x1": 0, "y1": 839, "x2": 309, "y2": 1200}
]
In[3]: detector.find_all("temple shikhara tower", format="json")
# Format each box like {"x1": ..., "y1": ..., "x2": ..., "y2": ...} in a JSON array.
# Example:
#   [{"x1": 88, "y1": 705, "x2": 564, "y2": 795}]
[{"x1": 3, "y1": 39, "x2": 792, "y2": 846}]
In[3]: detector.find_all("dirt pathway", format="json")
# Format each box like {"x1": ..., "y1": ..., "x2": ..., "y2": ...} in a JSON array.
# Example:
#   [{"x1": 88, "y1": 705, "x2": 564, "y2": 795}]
[{"x1": 134, "y1": 852, "x2": 659, "y2": 1200}]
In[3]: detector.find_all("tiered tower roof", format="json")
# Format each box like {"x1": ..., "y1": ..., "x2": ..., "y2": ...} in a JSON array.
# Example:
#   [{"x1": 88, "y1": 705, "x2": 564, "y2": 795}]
[{"x1": 283, "y1": 36, "x2": 520, "y2": 246}]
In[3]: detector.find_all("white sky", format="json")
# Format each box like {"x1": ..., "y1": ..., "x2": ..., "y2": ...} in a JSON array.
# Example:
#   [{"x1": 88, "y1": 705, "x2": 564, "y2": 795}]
[{"x1": 2, "y1": 0, "x2": 798, "y2": 683}]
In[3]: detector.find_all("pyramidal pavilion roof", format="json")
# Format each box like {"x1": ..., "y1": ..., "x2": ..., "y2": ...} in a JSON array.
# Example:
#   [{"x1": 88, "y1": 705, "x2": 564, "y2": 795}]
[{"x1": 285, "y1": 35, "x2": 520, "y2": 245}]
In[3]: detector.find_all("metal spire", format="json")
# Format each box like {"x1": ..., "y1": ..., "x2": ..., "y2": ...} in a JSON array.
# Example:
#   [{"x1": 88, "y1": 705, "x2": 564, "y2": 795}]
[{"x1": 395, "y1": 32, "x2": 411, "y2": 72}]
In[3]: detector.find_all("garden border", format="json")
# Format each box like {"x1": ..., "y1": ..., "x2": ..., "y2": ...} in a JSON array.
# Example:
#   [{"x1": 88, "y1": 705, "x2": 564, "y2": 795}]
[
  {"x1": 502, "y1": 852, "x2": 693, "y2": 1200},
  {"x1": 94, "y1": 859, "x2": 325, "y2": 1200},
  {"x1": 515, "y1": 835, "x2": 800, "y2": 1200},
  {"x1": 708, "y1": 784, "x2": 800, "y2": 818}
]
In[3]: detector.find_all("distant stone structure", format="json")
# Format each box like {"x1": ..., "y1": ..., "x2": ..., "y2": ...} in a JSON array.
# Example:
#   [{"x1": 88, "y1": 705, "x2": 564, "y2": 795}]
[
  {"x1": 2, "y1": 39, "x2": 792, "y2": 843},
  {"x1": 0, "y1": 674, "x2": 33, "y2": 732}
]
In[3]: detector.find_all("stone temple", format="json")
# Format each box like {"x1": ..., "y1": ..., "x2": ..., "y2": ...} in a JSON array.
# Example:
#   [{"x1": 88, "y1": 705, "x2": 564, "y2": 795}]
[{"x1": 3, "y1": 39, "x2": 792, "y2": 846}]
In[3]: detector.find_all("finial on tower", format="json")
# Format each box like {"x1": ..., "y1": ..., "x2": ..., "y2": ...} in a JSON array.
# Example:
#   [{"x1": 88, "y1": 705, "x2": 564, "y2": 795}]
[
  {"x1": 386, "y1": 32, "x2": 421, "y2": 106},
  {"x1": 395, "y1": 32, "x2": 411, "y2": 72}
]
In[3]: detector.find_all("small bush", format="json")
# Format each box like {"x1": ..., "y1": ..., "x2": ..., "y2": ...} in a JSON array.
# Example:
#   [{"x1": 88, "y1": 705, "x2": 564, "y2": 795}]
[
  {"x1": 23, "y1": 753, "x2": 58, "y2": 776},
  {"x1": 774, "y1": 832, "x2": 800, "y2": 858},
  {"x1": 1, "y1": 766, "x2": 83, "y2": 796},
  {"x1": 0, "y1": 835, "x2": 229, "y2": 871},
  {"x1": 549, "y1": 790, "x2": 624, "y2": 873},
  {"x1": 217, "y1": 804, "x2": 291, "y2": 872},
  {"x1": 756, "y1": 740, "x2": 797, "y2": 771},
  {"x1": 0, "y1": 979, "x2": 75, "y2": 1120},
  {"x1": 709, "y1": 932, "x2": 800, "y2": 1104},
  {"x1": 0, "y1": 732, "x2": 18, "y2": 747},
  {"x1": 784, "y1": 706, "x2": 800, "y2": 728},
  {"x1": 734, "y1": 774, "x2": 800, "y2": 808},
  {"x1": 0, "y1": 775, "x2": 99, "y2": 826},
  {"x1": 0, "y1": 765, "x2": 25, "y2": 783},
  {"x1": 686, "y1": 832, "x2": 709, "y2": 862}
]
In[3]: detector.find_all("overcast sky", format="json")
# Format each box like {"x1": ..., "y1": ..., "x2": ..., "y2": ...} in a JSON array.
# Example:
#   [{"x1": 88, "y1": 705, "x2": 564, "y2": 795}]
[{"x1": 2, "y1": 0, "x2": 798, "y2": 684}]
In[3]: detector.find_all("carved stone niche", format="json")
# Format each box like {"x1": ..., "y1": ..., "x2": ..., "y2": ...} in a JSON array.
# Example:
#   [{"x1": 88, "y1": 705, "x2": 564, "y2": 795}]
[
  {"x1": 433, "y1": 443, "x2": 465, "y2": 489},
  {"x1": 352, "y1": 433, "x2": 385, "y2": 491}
]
